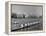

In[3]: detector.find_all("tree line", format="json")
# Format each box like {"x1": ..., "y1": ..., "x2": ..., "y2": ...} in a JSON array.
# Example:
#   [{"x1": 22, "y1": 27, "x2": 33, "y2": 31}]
[{"x1": 11, "y1": 13, "x2": 42, "y2": 19}]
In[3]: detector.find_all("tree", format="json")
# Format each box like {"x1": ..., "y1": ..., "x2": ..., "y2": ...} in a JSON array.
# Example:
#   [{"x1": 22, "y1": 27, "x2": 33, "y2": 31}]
[
  {"x1": 18, "y1": 16, "x2": 22, "y2": 19},
  {"x1": 23, "y1": 14, "x2": 25, "y2": 18},
  {"x1": 39, "y1": 16, "x2": 42, "y2": 18},
  {"x1": 27, "y1": 15, "x2": 31, "y2": 18},
  {"x1": 31, "y1": 16, "x2": 38, "y2": 18},
  {"x1": 11, "y1": 13, "x2": 17, "y2": 18}
]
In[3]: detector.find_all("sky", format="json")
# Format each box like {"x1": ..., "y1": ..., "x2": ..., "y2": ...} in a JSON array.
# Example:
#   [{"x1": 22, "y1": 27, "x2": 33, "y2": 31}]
[{"x1": 12, "y1": 4, "x2": 43, "y2": 17}]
